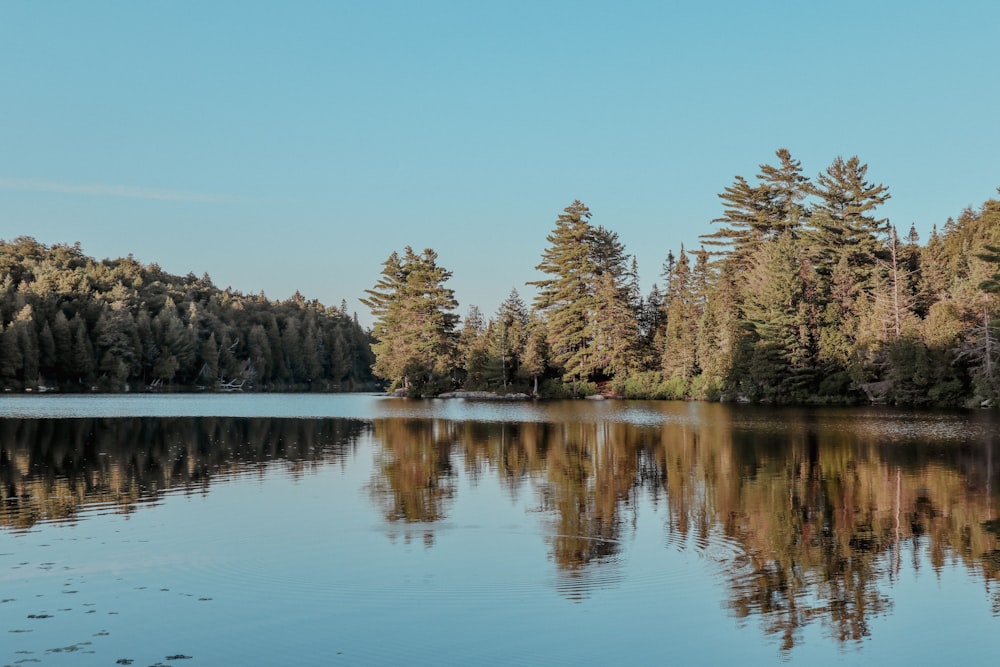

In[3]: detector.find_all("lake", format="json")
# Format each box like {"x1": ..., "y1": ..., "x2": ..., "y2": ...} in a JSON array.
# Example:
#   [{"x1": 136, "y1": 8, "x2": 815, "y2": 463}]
[{"x1": 1, "y1": 394, "x2": 998, "y2": 665}]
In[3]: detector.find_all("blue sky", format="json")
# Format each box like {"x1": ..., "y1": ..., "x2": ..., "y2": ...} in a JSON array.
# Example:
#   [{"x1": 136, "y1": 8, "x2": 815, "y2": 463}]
[{"x1": 2, "y1": 1, "x2": 998, "y2": 325}]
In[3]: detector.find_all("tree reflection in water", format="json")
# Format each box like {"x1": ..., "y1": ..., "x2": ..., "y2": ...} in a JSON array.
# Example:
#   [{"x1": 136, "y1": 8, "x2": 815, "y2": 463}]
[
  {"x1": 0, "y1": 416, "x2": 367, "y2": 529},
  {"x1": 2, "y1": 405, "x2": 998, "y2": 650}
]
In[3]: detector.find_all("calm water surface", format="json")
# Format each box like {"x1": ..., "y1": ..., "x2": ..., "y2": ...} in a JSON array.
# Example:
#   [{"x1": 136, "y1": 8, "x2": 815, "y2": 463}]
[{"x1": 1, "y1": 394, "x2": 998, "y2": 665}]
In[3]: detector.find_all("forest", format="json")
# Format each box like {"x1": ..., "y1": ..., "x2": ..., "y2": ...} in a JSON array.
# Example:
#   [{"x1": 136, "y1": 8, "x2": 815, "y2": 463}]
[
  {"x1": 0, "y1": 237, "x2": 375, "y2": 392},
  {"x1": 3, "y1": 150, "x2": 998, "y2": 405},
  {"x1": 365, "y1": 150, "x2": 1000, "y2": 406}
]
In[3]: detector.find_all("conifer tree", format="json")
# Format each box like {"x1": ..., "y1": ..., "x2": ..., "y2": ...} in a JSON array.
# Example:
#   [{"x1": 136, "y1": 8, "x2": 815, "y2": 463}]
[
  {"x1": 362, "y1": 247, "x2": 459, "y2": 394},
  {"x1": 52, "y1": 310, "x2": 72, "y2": 377},
  {"x1": 702, "y1": 149, "x2": 810, "y2": 266},
  {"x1": 637, "y1": 284, "x2": 665, "y2": 368},
  {"x1": 200, "y1": 332, "x2": 220, "y2": 387},
  {"x1": 0, "y1": 325, "x2": 20, "y2": 386},
  {"x1": 589, "y1": 272, "x2": 639, "y2": 378},
  {"x1": 14, "y1": 305, "x2": 39, "y2": 388},
  {"x1": 661, "y1": 247, "x2": 697, "y2": 382},
  {"x1": 965, "y1": 243, "x2": 1000, "y2": 397},
  {"x1": 327, "y1": 326, "x2": 350, "y2": 384},
  {"x1": 493, "y1": 289, "x2": 530, "y2": 388},
  {"x1": 247, "y1": 324, "x2": 271, "y2": 383},
  {"x1": 520, "y1": 315, "x2": 548, "y2": 396},
  {"x1": 529, "y1": 202, "x2": 637, "y2": 386},
  {"x1": 38, "y1": 320, "x2": 55, "y2": 380},
  {"x1": 529, "y1": 201, "x2": 597, "y2": 383},
  {"x1": 69, "y1": 313, "x2": 95, "y2": 381},
  {"x1": 458, "y1": 305, "x2": 490, "y2": 389},
  {"x1": 0, "y1": 236, "x2": 377, "y2": 392},
  {"x1": 265, "y1": 315, "x2": 288, "y2": 382},
  {"x1": 301, "y1": 318, "x2": 322, "y2": 381},
  {"x1": 282, "y1": 316, "x2": 305, "y2": 382},
  {"x1": 94, "y1": 305, "x2": 137, "y2": 387},
  {"x1": 740, "y1": 233, "x2": 815, "y2": 400},
  {"x1": 807, "y1": 155, "x2": 890, "y2": 290}
]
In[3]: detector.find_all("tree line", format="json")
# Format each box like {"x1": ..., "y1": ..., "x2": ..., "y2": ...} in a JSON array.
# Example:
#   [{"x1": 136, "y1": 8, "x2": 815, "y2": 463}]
[
  {"x1": 366, "y1": 149, "x2": 1000, "y2": 406},
  {"x1": 0, "y1": 237, "x2": 375, "y2": 391}
]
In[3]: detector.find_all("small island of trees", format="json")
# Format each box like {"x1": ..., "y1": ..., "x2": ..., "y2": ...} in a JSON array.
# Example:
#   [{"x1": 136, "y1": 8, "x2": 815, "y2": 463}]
[{"x1": 364, "y1": 150, "x2": 1000, "y2": 407}]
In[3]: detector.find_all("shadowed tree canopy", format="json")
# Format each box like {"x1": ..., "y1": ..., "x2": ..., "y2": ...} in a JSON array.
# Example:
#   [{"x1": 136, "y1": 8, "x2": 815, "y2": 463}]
[{"x1": 0, "y1": 236, "x2": 375, "y2": 392}]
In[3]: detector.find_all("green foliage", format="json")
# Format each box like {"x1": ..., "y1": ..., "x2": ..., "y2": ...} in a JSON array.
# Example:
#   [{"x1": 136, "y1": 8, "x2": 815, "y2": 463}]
[
  {"x1": 688, "y1": 374, "x2": 722, "y2": 401},
  {"x1": 927, "y1": 379, "x2": 965, "y2": 406},
  {"x1": 362, "y1": 247, "x2": 459, "y2": 395},
  {"x1": 537, "y1": 378, "x2": 573, "y2": 399},
  {"x1": 658, "y1": 375, "x2": 689, "y2": 400},
  {"x1": 529, "y1": 202, "x2": 639, "y2": 383},
  {"x1": 445, "y1": 169, "x2": 994, "y2": 407},
  {"x1": 0, "y1": 236, "x2": 375, "y2": 392},
  {"x1": 615, "y1": 371, "x2": 663, "y2": 399}
]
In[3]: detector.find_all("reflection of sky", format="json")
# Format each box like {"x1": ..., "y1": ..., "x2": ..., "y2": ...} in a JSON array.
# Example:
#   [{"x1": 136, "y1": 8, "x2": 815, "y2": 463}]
[
  {"x1": 4, "y1": 426, "x2": 997, "y2": 665},
  {"x1": 3, "y1": 397, "x2": 1000, "y2": 665},
  {"x1": 0, "y1": 428, "x2": 752, "y2": 665}
]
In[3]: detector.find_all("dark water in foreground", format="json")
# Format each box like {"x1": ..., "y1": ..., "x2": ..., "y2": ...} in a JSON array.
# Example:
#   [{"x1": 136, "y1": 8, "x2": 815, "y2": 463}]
[{"x1": 1, "y1": 395, "x2": 998, "y2": 665}]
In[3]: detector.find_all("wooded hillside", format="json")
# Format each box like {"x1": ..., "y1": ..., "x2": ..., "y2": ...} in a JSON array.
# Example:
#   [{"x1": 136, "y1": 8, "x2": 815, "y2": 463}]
[{"x1": 0, "y1": 237, "x2": 375, "y2": 392}]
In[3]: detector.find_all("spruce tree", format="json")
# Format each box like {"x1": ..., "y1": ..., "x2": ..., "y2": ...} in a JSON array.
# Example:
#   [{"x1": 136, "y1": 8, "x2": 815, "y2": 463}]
[
  {"x1": 15, "y1": 305, "x2": 39, "y2": 389},
  {"x1": 529, "y1": 202, "x2": 637, "y2": 386},
  {"x1": 493, "y1": 289, "x2": 530, "y2": 388},
  {"x1": 661, "y1": 247, "x2": 697, "y2": 382},
  {"x1": 519, "y1": 315, "x2": 548, "y2": 396},
  {"x1": 362, "y1": 247, "x2": 459, "y2": 395},
  {"x1": 528, "y1": 201, "x2": 597, "y2": 383},
  {"x1": 740, "y1": 233, "x2": 815, "y2": 400},
  {"x1": 457, "y1": 305, "x2": 490, "y2": 389},
  {"x1": 200, "y1": 332, "x2": 220, "y2": 387},
  {"x1": 807, "y1": 155, "x2": 890, "y2": 289}
]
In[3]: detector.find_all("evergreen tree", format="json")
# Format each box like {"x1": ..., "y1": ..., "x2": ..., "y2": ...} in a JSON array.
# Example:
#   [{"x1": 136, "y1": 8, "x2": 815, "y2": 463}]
[
  {"x1": 38, "y1": 319, "x2": 55, "y2": 381},
  {"x1": 702, "y1": 149, "x2": 810, "y2": 266},
  {"x1": 458, "y1": 305, "x2": 490, "y2": 389},
  {"x1": 808, "y1": 155, "x2": 890, "y2": 289},
  {"x1": 14, "y1": 305, "x2": 39, "y2": 388},
  {"x1": 519, "y1": 315, "x2": 549, "y2": 396},
  {"x1": 135, "y1": 307, "x2": 158, "y2": 382},
  {"x1": 0, "y1": 324, "x2": 20, "y2": 386},
  {"x1": 247, "y1": 324, "x2": 272, "y2": 384},
  {"x1": 93, "y1": 304, "x2": 137, "y2": 388},
  {"x1": 589, "y1": 272, "x2": 639, "y2": 378},
  {"x1": 200, "y1": 332, "x2": 220, "y2": 387},
  {"x1": 327, "y1": 325, "x2": 350, "y2": 385},
  {"x1": 529, "y1": 201, "x2": 596, "y2": 383},
  {"x1": 493, "y1": 289, "x2": 530, "y2": 389},
  {"x1": 362, "y1": 247, "x2": 459, "y2": 395},
  {"x1": 52, "y1": 309, "x2": 72, "y2": 378},
  {"x1": 740, "y1": 233, "x2": 815, "y2": 400},
  {"x1": 661, "y1": 247, "x2": 697, "y2": 382},
  {"x1": 301, "y1": 318, "x2": 322, "y2": 382},
  {"x1": 0, "y1": 236, "x2": 376, "y2": 392},
  {"x1": 282, "y1": 316, "x2": 305, "y2": 382},
  {"x1": 637, "y1": 284, "x2": 665, "y2": 368},
  {"x1": 69, "y1": 313, "x2": 95, "y2": 382},
  {"x1": 965, "y1": 243, "x2": 1000, "y2": 398},
  {"x1": 265, "y1": 315, "x2": 288, "y2": 383},
  {"x1": 529, "y1": 201, "x2": 637, "y2": 386}
]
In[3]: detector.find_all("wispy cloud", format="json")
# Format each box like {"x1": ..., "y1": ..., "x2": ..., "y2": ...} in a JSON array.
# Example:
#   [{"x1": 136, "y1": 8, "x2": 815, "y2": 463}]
[{"x1": 0, "y1": 178, "x2": 232, "y2": 203}]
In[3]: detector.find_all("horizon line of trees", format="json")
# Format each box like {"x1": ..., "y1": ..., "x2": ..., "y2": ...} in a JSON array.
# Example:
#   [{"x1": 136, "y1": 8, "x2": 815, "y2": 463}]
[
  {"x1": 0, "y1": 237, "x2": 376, "y2": 392},
  {"x1": 365, "y1": 149, "x2": 1000, "y2": 406}
]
